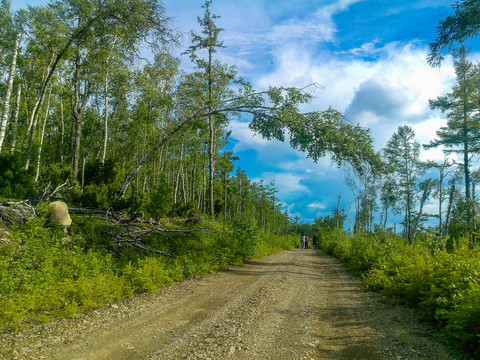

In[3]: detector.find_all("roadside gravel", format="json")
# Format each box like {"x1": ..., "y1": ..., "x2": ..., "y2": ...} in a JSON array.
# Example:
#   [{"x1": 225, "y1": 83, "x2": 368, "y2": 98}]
[{"x1": 0, "y1": 249, "x2": 462, "y2": 359}]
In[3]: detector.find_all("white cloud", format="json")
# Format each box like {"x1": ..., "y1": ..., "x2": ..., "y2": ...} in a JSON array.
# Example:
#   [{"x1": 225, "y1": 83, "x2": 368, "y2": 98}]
[
  {"x1": 411, "y1": 117, "x2": 448, "y2": 161},
  {"x1": 307, "y1": 201, "x2": 327, "y2": 210},
  {"x1": 257, "y1": 42, "x2": 456, "y2": 121},
  {"x1": 264, "y1": 0, "x2": 366, "y2": 44},
  {"x1": 253, "y1": 172, "x2": 310, "y2": 199},
  {"x1": 228, "y1": 120, "x2": 270, "y2": 151},
  {"x1": 268, "y1": 20, "x2": 336, "y2": 44}
]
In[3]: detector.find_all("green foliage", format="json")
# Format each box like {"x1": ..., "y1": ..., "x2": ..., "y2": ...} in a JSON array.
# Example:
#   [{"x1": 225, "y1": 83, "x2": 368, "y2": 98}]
[
  {"x1": 428, "y1": 0, "x2": 480, "y2": 66},
  {"x1": 320, "y1": 230, "x2": 480, "y2": 357},
  {"x1": 0, "y1": 218, "x2": 131, "y2": 329},
  {"x1": 38, "y1": 163, "x2": 72, "y2": 188},
  {"x1": 77, "y1": 160, "x2": 125, "y2": 208},
  {"x1": 0, "y1": 154, "x2": 36, "y2": 199},
  {"x1": 444, "y1": 283, "x2": 480, "y2": 357},
  {"x1": 122, "y1": 258, "x2": 173, "y2": 293},
  {"x1": 143, "y1": 180, "x2": 173, "y2": 219},
  {"x1": 81, "y1": 184, "x2": 111, "y2": 208},
  {"x1": 0, "y1": 211, "x2": 296, "y2": 331},
  {"x1": 230, "y1": 217, "x2": 258, "y2": 261}
]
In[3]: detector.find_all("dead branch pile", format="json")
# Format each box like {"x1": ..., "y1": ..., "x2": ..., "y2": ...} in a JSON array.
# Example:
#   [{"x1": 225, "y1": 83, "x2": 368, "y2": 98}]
[
  {"x1": 71, "y1": 208, "x2": 210, "y2": 258},
  {"x1": 0, "y1": 200, "x2": 36, "y2": 226}
]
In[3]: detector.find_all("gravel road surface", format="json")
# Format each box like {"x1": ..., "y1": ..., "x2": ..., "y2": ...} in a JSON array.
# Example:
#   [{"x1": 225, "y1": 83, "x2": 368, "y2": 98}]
[{"x1": 1, "y1": 249, "x2": 461, "y2": 359}]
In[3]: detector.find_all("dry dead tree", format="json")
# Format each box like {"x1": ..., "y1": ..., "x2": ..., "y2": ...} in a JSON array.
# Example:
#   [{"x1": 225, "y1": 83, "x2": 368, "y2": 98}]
[
  {"x1": 102, "y1": 231, "x2": 176, "y2": 258},
  {"x1": 71, "y1": 207, "x2": 214, "y2": 258},
  {"x1": 0, "y1": 200, "x2": 36, "y2": 225},
  {"x1": 41, "y1": 179, "x2": 72, "y2": 200}
]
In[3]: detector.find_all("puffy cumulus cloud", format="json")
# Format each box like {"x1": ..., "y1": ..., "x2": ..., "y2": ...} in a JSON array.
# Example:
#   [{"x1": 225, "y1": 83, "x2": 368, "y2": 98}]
[
  {"x1": 253, "y1": 172, "x2": 310, "y2": 199},
  {"x1": 345, "y1": 80, "x2": 406, "y2": 126},
  {"x1": 341, "y1": 39, "x2": 383, "y2": 58},
  {"x1": 257, "y1": 42, "x2": 456, "y2": 121},
  {"x1": 411, "y1": 117, "x2": 449, "y2": 161}
]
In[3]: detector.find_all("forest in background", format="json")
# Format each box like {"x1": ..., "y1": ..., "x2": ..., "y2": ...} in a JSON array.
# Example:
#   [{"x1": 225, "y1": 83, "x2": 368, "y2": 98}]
[
  {"x1": 0, "y1": 0, "x2": 377, "y2": 335},
  {"x1": 1, "y1": 0, "x2": 480, "y2": 357}
]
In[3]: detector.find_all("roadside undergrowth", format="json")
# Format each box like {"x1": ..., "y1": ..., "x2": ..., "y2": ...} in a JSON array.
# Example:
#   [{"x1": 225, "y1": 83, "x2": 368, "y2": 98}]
[
  {"x1": 0, "y1": 215, "x2": 297, "y2": 332},
  {"x1": 319, "y1": 230, "x2": 478, "y2": 359}
]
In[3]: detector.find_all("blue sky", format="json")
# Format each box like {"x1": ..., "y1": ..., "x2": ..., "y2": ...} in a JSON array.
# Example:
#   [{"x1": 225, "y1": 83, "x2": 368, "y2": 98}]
[
  {"x1": 162, "y1": 0, "x2": 462, "y2": 226},
  {"x1": 13, "y1": 0, "x2": 478, "y2": 227}
]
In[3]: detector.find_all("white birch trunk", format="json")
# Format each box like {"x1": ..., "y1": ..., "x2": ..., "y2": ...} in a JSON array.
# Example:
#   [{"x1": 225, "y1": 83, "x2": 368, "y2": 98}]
[
  {"x1": 0, "y1": 31, "x2": 21, "y2": 152},
  {"x1": 9, "y1": 84, "x2": 21, "y2": 154},
  {"x1": 34, "y1": 86, "x2": 52, "y2": 182},
  {"x1": 101, "y1": 70, "x2": 109, "y2": 164}
]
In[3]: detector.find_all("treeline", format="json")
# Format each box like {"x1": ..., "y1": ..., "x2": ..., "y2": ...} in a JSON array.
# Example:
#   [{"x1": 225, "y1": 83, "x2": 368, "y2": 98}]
[
  {"x1": 0, "y1": 0, "x2": 381, "y2": 332},
  {"x1": 354, "y1": 47, "x2": 480, "y2": 247},
  {"x1": 0, "y1": 0, "x2": 290, "y2": 229},
  {"x1": 0, "y1": 0, "x2": 378, "y2": 230},
  {"x1": 308, "y1": 46, "x2": 480, "y2": 248}
]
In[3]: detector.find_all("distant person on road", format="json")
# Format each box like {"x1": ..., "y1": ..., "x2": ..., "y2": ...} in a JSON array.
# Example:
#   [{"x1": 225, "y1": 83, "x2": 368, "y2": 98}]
[
  {"x1": 300, "y1": 232, "x2": 305, "y2": 249},
  {"x1": 313, "y1": 234, "x2": 318, "y2": 250},
  {"x1": 305, "y1": 235, "x2": 309, "y2": 249}
]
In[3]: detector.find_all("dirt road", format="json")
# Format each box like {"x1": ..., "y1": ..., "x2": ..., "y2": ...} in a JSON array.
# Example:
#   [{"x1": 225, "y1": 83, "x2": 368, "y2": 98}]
[{"x1": 2, "y1": 249, "x2": 461, "y2": 359}]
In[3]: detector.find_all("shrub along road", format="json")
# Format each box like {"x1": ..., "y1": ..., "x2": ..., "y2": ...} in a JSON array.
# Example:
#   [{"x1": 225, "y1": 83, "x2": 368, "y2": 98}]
[{"x1": 2, "y1": 249, "x2": 461, "y2": 359}]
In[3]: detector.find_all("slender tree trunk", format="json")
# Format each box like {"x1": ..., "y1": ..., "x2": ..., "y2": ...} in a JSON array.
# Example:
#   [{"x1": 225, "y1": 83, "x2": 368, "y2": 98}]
[
  {"x1": 25, "y1": 54, "x2": 56, "y2": 170},
  {"x1": 59, "y1": 93, "x2": 65, "y2": 164},
  {"x1": 438, "y1": 168, "x2": 444, "y2": 239},
  {"x1": 191, "y1": 158, "x2": 197, "y2": 203},
  {"x1": 445, "y1": 180, "x2": 456, "y2": 235},
  {"x1": 384, "y1": 204, "x2": 388, "y2": 236},
  {"x1": 224, "y1": 170, "x2": 228, "y2": 219},
  {"x1": 174, "y1": 143, "x2": 184, "y2": 205},
  {"x1": 272, "y1": 195, "x2": 275, "y2": 232},
  {"x1": 412, "y1": 179, "x2": 432, "y2": 241},
  {"x1": 203, "y1": 143, "x2": 207, "y2": 212},
  {"x1": 0, "y1": 31, "x2": 21, "y2": 152},
  {"x1": 208, "y1": 48, "x2": 215, "y2": 217},
  {"x1": 9, "y1": 84, "x2": 21, "y2": 154},
  {"x1": 72, "y1": 48, "x2": 90, "y2": 180},
  {"x1": 101, "y1": 70, "x2": 109, "y2": 164},
  {"x1": 181, "y1": 164, "x2": 187, "y2": 205},
  {"x1": 34, "y1": 86, "x2": 52, "y2": 182},
  {"x1": 336, "y1": 194, "x2": 341, "y2": 230}
]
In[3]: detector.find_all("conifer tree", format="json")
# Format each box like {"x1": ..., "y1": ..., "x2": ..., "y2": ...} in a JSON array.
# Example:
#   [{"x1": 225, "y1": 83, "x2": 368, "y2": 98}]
[{"x1": 426, "y1": 46, "x2": 480, "y2": 239}]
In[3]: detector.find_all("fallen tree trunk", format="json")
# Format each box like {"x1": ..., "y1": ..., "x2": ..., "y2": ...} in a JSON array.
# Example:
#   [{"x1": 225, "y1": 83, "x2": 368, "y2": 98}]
[{"x1": 102, "y1": 231, "x2": 175, "y2": 258}]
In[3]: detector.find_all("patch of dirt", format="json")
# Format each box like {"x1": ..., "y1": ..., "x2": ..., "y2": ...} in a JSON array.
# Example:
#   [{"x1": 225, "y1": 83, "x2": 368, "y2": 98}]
[{"x1": 0, "y1": 249, "x2": 463, "y2": 359}]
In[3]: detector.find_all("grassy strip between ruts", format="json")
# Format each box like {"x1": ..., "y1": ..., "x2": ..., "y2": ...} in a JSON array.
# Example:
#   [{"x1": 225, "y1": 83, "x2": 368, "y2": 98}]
[
  {"x1": 319, "y1": 230, "x2": 479, "y2": 359},
  {"x1": 0, "y1": 216, "x2": 297, "y2": 332}
]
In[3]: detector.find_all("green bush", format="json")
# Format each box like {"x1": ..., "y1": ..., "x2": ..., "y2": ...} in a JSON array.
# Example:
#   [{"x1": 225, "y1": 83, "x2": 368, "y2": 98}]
[
  {"x1": 81, "y1": 184, "x2": 111, "y2": 208},
  {"x1": 0, "y1": 153, "x2": 36, "y2": 199},
  {"x1": 444, "y1": 283, "x2": 480, "y2": 357},
  {"x1": 143, "y1": 178, "x2": 173, "y2": 219},
  {"x1": 0, "y1": 211, "x2": 299, "y2": 332},
  {"x1": 0, "y1": 218, "x2": 131, "y2": 329},
  {"x1": 320, "y1": 231, "x2": 480, "y2": 357},
  {"x1": 123, "y1": 258, "x2": 173, "y2": 293},
  {"x1": 231, "y1": 218, "x2": 258, "y2": 261}
]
